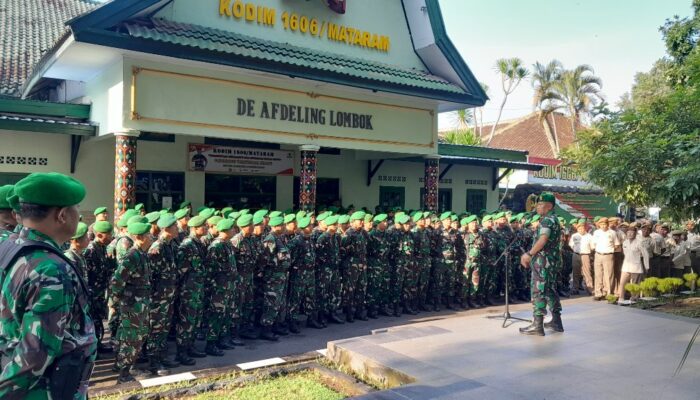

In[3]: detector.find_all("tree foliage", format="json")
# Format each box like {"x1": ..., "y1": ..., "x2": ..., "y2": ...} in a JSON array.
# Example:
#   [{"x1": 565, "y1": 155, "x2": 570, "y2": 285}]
[
  {"x1": 442, "y1": 128, "x2": 481, "y2": 146},
  {"x1": 563, "y1": 2, "x2": 700, "y2": 220}
]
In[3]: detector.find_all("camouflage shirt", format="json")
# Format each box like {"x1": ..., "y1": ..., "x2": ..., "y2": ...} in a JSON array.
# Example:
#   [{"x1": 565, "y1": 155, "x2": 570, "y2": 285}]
[
  {"x1": 287, "y1": 233, "x2": 315, "y2": 272},
  {"x1": 263, "y1": 233, "x2": 291, "y2": 273},
  {"x1": 177, "y1": 236, "x2": 207, "y2": 280},
  {"x1": 207, "y1": 238, "x2": 237, "y2": 277},
  {"x1": 64, "y1": 248, "x2": 88, "y2": 283},
  {"x1": 340, "y1": 228, "x2": 367, "y2": 270},
  {"x1": 0, "y1": 228, "x2": 97, "y2": 399},
  {"x1": 110, "y1": 244, "x2": 152, "y2": 303},
  {"x1": 535, "y1": 211, "x2": 562, "y2": 269},
  {"x1": 148, "y1": 237, "x2": 179, "y2": 287},
  {"x1": 83, "y1": 240, "x2": 114, "y2": 294},
  {"x1": 231, "y1": 233, "x2": 256, "y2": 275},
  {"x1": 411, "y1": 227, "x2": 431, "y2": 260},
  {"x1": 316, "y1": 232, "x2": 339, "y2": 269},
  {"x1": 367, "y1": 228, "x2": 390, "y2": 262}
]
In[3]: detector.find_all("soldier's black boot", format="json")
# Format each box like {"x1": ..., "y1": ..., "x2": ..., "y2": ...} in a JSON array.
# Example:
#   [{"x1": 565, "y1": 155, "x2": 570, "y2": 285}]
[
  {"x1": 117, "y1": 367, "x2": 134, "y2": 384},
  {"x1": 483, "y1": 294, "x2": 494, "y2": 306},
  {"x1": 216, "y1": 336, "x2": 236, "y2": 350},
  {"x1": 544, "y1": 313, "x2": 564, "y2": 332},
  {"x1": 345, "y1": 307, "x2": 355, "y2": 323},
  {"x1": 380, "y1": 305, "x2": 392, "y2": 317},
  {"x1": 176, "y1": 347, "x2": 196, "y2": 366},
  {"x1": 404, "y1": 303, "x2": 418, "y2": 315},
  {"x1": 229, "y1": 326, "x2": 245, "y2": 346},
  {"x1": 240, "y1": 324, "x2": 259, "y2": 340},
  {"x1": 149, "y1": 357, "x2": 170, "y2": 377},
  {"x1": 288, "y1": 319, "x2": 301, "y2": 334},
  {"x1": 467, "y1": 296, "x2": 477, "y2": 309},
  {"x1": 260, "y1": 326, "x2": 279, "y2": 341},
  {"x1": 519, "y1": 316, "x2": 545, "y2": 336},
  {"x1": 329, "y1": 311, "x2": 345, "y2": 324},
  {"x1": 367, "y1": 307, "x2": 379, "y2": 319},
  {"x1": 160, "y1": 355, "x2": 181, "y2": 368},
  {"x1": 205, "y1": 341, "x2": 225, "y2": 357},
  {"x1": 433, "y1": 300, "x2": 442, "y2": 312},
  {"x1": 307, "y1": 312, "x2": 324, "y2": 329},
  {"x1": 273, "y1": 322, "x2": 289, "y2": 336},
  {"x1": 356, "y1": 308, "x2": 369, "y2": 321},
  {"x1": 318, "y1": 312, "x2": 328, "y2": 328},
  {"x1": 393, "y1": 303, "x2": 402, "y2": 317},
  {"x1": 187, "y1": 346, "x2": 207, "y2": 358}
]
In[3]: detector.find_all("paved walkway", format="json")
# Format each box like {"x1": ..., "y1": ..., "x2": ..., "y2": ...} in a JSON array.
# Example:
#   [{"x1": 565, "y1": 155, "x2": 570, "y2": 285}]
[{"x1": 329, "y1": 302, "x2": 700, "y2": 400}]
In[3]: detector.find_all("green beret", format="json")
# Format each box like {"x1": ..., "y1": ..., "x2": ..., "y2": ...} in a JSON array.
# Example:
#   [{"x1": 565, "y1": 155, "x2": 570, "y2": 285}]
[
  {"x1": 284, "y1": 214, "x2": 296, "y2": 224},
  {"x1": 325, "y1": 215, "x2": 339, "y2": 225},
  {"x1": 515, "y1": 213, "x2": 525, "y2": 220},
  {"x1": 494, "y1": 212, "x2": 506, "y2": 220},
  {"x1": 146, "y1": 211, "x2": 161, "y2": 224},
  {"x1": 538, "y1": 192, "x2": 556, "y2": 205},
  {"x1": 217, "y1": 218, "x2": 235, "y2": 231},
  {"x1": 465, "y1": 215, "x2": 478, "y2": 225},
  {"x1": 296, "y1": 210, "x2": 307, "y2": 220},
  {"x1": 317, "y1": 212, "x2": 330, "y2": 222},
  {"x1": 298, "y1": 217, "x2": 311, "y2": 229},
  {"x1": 208, "y1": 216, "x2": 223, "y2": 226},
  {"x1": 269, "y1": 216, "x2": 284, "y2": 227},
  {"x1": 412, "y1": 212, "x2": 423, "y2": 223},
  {"x1": 15, "y1": 172, "x2": 86, "y2": 207},
  {"x1": 222, "y1": 207, "x2": 233, "y2": 214},
  {"x1": 157, "y1": 214, "x2": 177, "y2": 229},
  {"x1": 373, "y1": 214, "x2": 387, "y2": 223},
  {"x1": 180, "y1": 201, "x2": 191, "y2": 209},
  {"x1": 175, "y1": 209, "x2": 189, "y2": 220},
  {"x1": 237, "y1": 214, "x2": 253, "y2": 227},
  {"x1": 397, "y1": 214, "x2": 410, "y2": 224},
  {"x1": 569, "y1": 218, "x2": 578, "y2": 225},
  {"x1": 94, "y1": 206, "x2": 108, "y2": 216},
  {"x1": 128, "y1": 222, "x2": 151, "y2": 235},
  {"x1": 229, "y1": 211, "x2": 241, "y2": 220},
  {"x1": 269, "y1": 211, "x2": 282, "y2": 219},
  {"x1": 460, "y1": 217, "x2": 469, "y2": 226},
  {"x1": 199, "y1": 208, "x2": 215, "y2": 220},
  {"x1": 121, "y1": 209, "x2": 138, "y2": 219},
  {"x1": 671, "y1": 230, "x2": 685, "y2": 236},
  {"x1": 72, "y1": 222, "x2": 88, "y2": 240},
  {"x1": 338, "y1": 215, "x2": 350, "y2": 224},
  {"x1": 128, "y1": 215, "x2": 148, "y2": 225},
  {"x1": 117, "y1": 217, "x2": 130, "y2": 228},
  {"x1": 240, "y1": 209, "x2": 250, "y2": 215},
  {"x1": 188, "y1": 215, "x2": 207, "y2": 227},
  {"x1": 350, "y1": 211, "x2": 366, "y2": 221},
  {"x1": 593, "y1": 216, "x2": 602, "y2": 222},
  {"x1": 135, "y1": 203, "x2": 145, "y2": 211},
  {"x1": 364, "y1": 214, "x2": 373, "y2": 223},
  {"x1": 439, "y1": 211, "x2": 452, "y2": 221},
  {"x1": 532, "y1": 214, "x2": 541, "y2": 223},
  {"x1": 222, "y1": 209, "x2": 233, "y2": 218},
  {"x1": 196, "y1": 206, "x2": 207, "y2": 214},
  {"x1": 450, "y1": 214, "x2": 458, "y2": 221},
  {"x1": 578, "y1": 218, "x2": 587, "y2": 224},
  {"x1": 93, "y1": 221, "x2": 113, "y2": 233},
  {"x1": 160, "y1": 209, "x2": 170, "y2": 215},
  {"x1": 482, "y1": 215, "x2": 492, "y2": 222},
  {"x1": 283, "y1": 208, "x2": 293, "y2": 215},
  {"x1": 6, "y1": 188, "x2": 20, "y2": 212},
  {"x1": 509, "y1": 216, "x2": 518, "y2": 223},
  {"x1": 0, "y1": 185, "x2": 13, "y2": 210}
]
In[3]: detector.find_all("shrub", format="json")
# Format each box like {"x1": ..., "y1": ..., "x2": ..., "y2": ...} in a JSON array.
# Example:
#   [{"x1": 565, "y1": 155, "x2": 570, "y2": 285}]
[
  {"x1": 640, "y1": 277, "x2": 660, "y2": 297},
  {"x1": 624, "y1": 283, "x2": 642, "y2": 297},
  {"x1": 606, "y1": 294, "x2": 619, "y2": 304},
  {"x1": 683, "y1": 273, "x2": 698, "y2": 290},
  {"x1": 665, "y1": 278, "x2": 685, "y2": 294}
]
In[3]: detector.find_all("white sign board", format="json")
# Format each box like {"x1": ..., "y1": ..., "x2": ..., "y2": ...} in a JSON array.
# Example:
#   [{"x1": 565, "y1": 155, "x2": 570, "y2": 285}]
[{"x1": 188, "y1": 143, "x2": 294, "y2": 175}]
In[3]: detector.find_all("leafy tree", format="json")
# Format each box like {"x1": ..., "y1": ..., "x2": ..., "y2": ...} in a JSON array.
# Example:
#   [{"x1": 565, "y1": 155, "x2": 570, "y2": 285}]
[{"x1": 486, "y1": 58, "x2": 529, "y2": 146}]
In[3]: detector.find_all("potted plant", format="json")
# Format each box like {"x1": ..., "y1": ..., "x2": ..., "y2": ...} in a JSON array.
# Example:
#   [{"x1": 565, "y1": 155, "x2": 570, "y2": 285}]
[
  {"x1": 639, "y1": 277, "x2": 659, "y2": 300},
  {"x1": 683, "y1": 272, "x2": 698, "y2": 293}
]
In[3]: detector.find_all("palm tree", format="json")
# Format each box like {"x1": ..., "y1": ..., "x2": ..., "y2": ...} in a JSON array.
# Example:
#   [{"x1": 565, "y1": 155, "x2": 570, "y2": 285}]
[
  {"x1": 442, "y1": 128, "x2": 481, "y2": 146},
  {"x1": 473, "y1": 82, "x2": 489, "y2": 140},
  {"x1": 486, "y1": 58, "x2": 529, "y2": 146},
  {"x1": 531, "y1": 60, "x2": 564, "y2": 157},
  {"x1": 450, "y1": 108, "x2": 473, "y2": 131},
  {"x1": 551, "y1": 64, "x2": 603, "y2": 136}
]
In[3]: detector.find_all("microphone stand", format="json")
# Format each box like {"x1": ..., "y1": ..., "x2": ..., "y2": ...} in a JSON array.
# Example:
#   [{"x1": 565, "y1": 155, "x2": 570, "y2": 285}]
[{"x1": 486, "y1": 232, "x2": 532, "y2": 328}]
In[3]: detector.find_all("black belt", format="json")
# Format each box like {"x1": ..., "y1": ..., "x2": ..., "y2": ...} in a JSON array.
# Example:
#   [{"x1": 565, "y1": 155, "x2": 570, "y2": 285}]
[{"x1": 596, "y1": 252, "x2": 612, "y2": 255}]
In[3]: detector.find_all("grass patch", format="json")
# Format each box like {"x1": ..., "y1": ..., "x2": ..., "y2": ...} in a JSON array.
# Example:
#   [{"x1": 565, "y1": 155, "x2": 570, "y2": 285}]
[{"x1": 184, "y1": 371, "x2": 344, "y2": 400}]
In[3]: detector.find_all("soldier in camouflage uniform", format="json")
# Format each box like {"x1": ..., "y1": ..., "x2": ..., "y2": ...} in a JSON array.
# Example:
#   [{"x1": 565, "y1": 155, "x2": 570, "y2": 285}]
[
  {"x1": 411, "y1": 212, "x2": 431, "y2": 312},
  {"x1": 520, "y1": 193, "x2": 563, "y2": 336},
  {"x1": 478, "y1": 215, "x2": 497, "y2": 306},
  {"x1": 316, "y1": 216, "x2": 344, "y2": 324},
  {"x1": 287, "y1": 217, "x2": 323, "y2": 331},
  {"x1": 366, "y1": 214, "x2": 391, "y2": 317},
  {"x1": 232, "y1": 214, "x2": 260, "y2": 339},
  {"x1": 111, "y1": 221, "x2": 153, "y2": 383},
  {"x1": 259, "y1": 215, "x2": 291, "y2": 341},
  {"x1": 510, "y1": 215, "x2": 530, "y2": 301},
  {"x1": 174, "y1": 208, "x2": 190, "y2": 245},
  {"x1": 462, "y1": 215, "x2": 483, "y2": 307},
  {"x1": 87, "y1": 206, "x2": 109, "y2": 242},
  {"x1": 0, "y1": 173, "x2": 96, "y2": 399},
  {"x1": 340, "y1": 211, "x2": 369, "y2": 322},
  {"x1": 0, "y1": 185, "x2": 17, "y2": 240},
  {"x1": 494, "y1": 212, "x2": 514, "y2": 300},
  {"x1": 146, "y1": 214, "x2": 183, "y2": 370},
  {"x1": 427, "y1": 216, "x2": 443, "y2": 311},
  {"x1": 65, "y1": 222, "x2": 90, "y2": 287},
  {"x1": 83, "y1": 220, "x2": 115, "y2": 353},
  {"x1": 394, "y1": 214, "x2": 414, "y2": 315},
  {"x1": 450, "y1": 215, "x2": 468, "y2": 308},
  {"x1": 175, "y1": 216, "x2": 209, "y2": 363},
  {"x1": 203, "y1": 218, "x2": 237, "y2": 356}
]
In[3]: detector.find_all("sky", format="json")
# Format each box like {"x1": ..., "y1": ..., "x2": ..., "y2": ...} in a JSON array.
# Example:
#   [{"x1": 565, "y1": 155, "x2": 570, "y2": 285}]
[{"x1": 437, "y1": 0, "x2": 693, "y2": 129}]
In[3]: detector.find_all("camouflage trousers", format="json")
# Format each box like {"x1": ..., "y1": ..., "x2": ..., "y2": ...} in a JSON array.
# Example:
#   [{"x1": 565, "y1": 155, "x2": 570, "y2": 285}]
[
  {"x1": 389, "y1": 261, "x2": 406, "y2": 306},
  {"x1": 559, "y1": 249, "x2": 573, "y2": 291},
  {"x1": 464, "y1": 262, "x2": 480, "y2": 296},
  {"x1": 239, "y1": 269, "x2": 255, "y2": 326},
  {"x1": 402, "y1": 261, "x2": 419, "y2": 305},
  {"x1": 531, "y1": 255, "x2": 562, "y2": 317},
  {"x1": 146, "y1": 282, "x2": 177, "y2": 357},
  {"x1": 443, "y1": 259, "x2": 457, "y2": 300},
  {"x1": 415, "y1": 256, "x2": 432, "y2": 306},
  {"x1": 315, "y1": 264, "x2": 333, "y2": 314},
  {"x1": 260, "y1": 269, "x2": 289, "y2": 327},
  {"x1": 288, "y1": 268, "x2": 316, "y2": 321},
  {"x1": 342, "y1": 263, "x2": 367, "y2": 313},
  {"x1": 329, "y1": 266, "x2": 343, "y2": 312},
  {"x1": 226, "y1": 274, "x2": 241, "y2": 329},
  {"x1": 452, "y1": 260, "x2": 467, "y2": 302},
  {"x1": 477, "y1": 258, "x2": 497, "y2": 298},
  {"x1": 366, "y1": 260, "x2": 387, "y2": 310},
  {"x1": 176, "y1": 273, "x2": 204, "y2": 348},
  {"x1": 115, "y1": 299, "x2": 151, "y2": 369},
  {"x1": 429, "y1": 259, "x2": 447, "y2": 304},
  {"x1": 207, "y1": 272, "x2": 236, "y2": 341}
]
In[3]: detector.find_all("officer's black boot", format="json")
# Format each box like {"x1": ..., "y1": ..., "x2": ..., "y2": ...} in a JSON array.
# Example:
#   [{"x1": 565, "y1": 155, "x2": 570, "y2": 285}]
[
  {"x1": 187, "y1": 346, "x2": 207, "y2": 358},
  {"x1": 205, "y1": 341, "x2": 225, "y2": 357},
  {"x1": 149, "y1": 356, "x2": 170, "y2": 377},
  {"x1": 97, "y1": 341, "x2": 113, "y2": 354},
  {"x1": 260, "y1": 325, "x2": 279, "y2": 341},
  {"x1": 519, "y1": 315, "x2": 545, "y2": 336},
  {"x1": 176, "y1": 347, "x2": 196, "y2": 366},
  {"x1": 288, "y1": 319, "x2": 301, "y2": 334},
  {"x1": 117, "y1": 367, "x2": 134, "y2": 384},
  {"x1": 307, "y1": 312, "x2": 324, "y2": 329},
  {"x1": 544, "y1": 312, "x2": 564, "y2": 332}
]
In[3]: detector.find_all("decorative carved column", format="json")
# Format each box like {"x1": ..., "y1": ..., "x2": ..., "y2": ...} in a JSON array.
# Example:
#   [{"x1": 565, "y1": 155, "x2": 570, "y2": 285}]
[
  {"x1": 423, "y1": 155, "x2": 440, "y2": 212},
  {"x1": 114, "y1": 134, "x2": 138, "y2": 221},
  {"x1": 299, "y1": 145, "x2": 320, "y2": 212}
]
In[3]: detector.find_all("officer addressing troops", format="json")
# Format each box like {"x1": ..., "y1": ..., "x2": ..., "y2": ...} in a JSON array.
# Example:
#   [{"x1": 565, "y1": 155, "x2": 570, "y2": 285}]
[{"x1": 0, "y1": 173, "x2": 97, "y2": 399}]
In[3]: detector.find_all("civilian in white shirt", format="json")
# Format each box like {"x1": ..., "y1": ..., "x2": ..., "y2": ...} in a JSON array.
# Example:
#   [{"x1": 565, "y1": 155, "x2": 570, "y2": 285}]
[
  {"x1": 670, "y1": 230, "x2": 691, "y2": 278},
  {"x1": 592, "y1": 217, "x2": 621, "y2": 300},
  {"x1": 569, "y1": 220, "x2": 594, "y2": 295},
  {"x1": 617, "y1": 228, "x2": 650, "y2": 301},
  {"x1": 609, "y1": 218, "x2": 626, "y2": 293},
  {"x1": 686, "y1": 220, "x2": 700, "y2": 273}
]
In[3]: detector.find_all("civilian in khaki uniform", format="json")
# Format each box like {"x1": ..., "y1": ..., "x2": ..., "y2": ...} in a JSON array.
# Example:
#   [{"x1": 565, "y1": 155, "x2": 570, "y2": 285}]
[
  {"x1": 569, "y1": 220, "x2": 594, "y2": 295},
  {"x1": 608, "y1": 217, "x2": 625, "y2": 293},
  {"x1": 685, "y1": 220, "x2": 700, "y2": 273},
  {"x1": 670, "y1": 230, "x2": 691, "y2": 278},
  {"x1": 649, "y1": 224, "x2": 666, "y2": 277},
  {"x1": 617, "y1": 228, "x2": 650, "y2": 301},
  {"x1": 592, "y1": 218, "x2": 620, "y2": 300}
]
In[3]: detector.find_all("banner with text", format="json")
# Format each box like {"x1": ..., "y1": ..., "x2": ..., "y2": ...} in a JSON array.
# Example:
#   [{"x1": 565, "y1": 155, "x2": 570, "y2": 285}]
[{"x1": 188, "y1": 143, "x2": 294, "y2": 175}]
